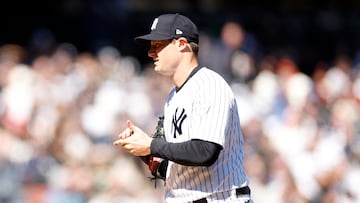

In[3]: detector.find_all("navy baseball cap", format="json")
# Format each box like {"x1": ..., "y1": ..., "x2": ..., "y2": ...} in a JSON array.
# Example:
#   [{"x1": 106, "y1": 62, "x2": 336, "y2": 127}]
[{"x1": 135, "y1": 13, "x2": 199, "y2": 44}]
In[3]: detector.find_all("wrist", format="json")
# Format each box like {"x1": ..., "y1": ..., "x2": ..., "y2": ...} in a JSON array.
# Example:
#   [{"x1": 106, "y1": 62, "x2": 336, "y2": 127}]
[
  {"x1": 150, "y1": 137, "x2": 167, "y2": 156},
  {"x1": 147, "y1": 137, "x2": 153, "y2": 155}
]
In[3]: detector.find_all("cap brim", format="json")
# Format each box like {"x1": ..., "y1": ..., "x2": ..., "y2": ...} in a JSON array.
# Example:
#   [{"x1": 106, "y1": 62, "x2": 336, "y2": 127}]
[{"x1": 134, "y1": 33, "x2": 173, "y2": 43}]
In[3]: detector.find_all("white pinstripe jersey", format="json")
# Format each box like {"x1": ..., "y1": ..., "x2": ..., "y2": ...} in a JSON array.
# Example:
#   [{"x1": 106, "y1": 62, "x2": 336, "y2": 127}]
[{"x1": 163, "y1": 67, "x2": 249, "y2": 203}]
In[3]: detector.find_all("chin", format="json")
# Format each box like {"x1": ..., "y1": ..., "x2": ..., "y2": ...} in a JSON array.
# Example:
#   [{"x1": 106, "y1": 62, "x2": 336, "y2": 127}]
[{"x1": 154, "y1": 66, "x2": 161, "y2": 72}]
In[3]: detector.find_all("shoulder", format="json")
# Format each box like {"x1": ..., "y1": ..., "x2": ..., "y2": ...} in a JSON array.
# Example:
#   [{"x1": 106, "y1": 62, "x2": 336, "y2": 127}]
[
  {"x1": 190, "y1": 67, "x2": 234, "y2": 101},
  {"x1": 194, "y1": 67, "x2": 230, "y2": 87}
]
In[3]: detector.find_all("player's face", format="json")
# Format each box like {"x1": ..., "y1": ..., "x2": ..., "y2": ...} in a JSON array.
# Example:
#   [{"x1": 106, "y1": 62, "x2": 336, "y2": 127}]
[{"x1": 148, "y1": 39, "x2": 179, "y2": 76}]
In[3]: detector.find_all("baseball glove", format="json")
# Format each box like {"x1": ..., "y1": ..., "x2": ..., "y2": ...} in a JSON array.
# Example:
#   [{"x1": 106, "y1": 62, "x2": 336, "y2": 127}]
[
  {"x1": 150, "y1": 116, "x2": 165, "y2": 140},
  {"x1": 148, "y1": 116, "x2": 167, "y2": 185}
]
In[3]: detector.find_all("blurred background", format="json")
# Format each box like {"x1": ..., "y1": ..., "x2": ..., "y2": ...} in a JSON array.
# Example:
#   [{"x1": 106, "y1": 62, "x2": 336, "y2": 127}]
[{"x1": 0, "y1": 0, "x2": 360, "y2": 203}]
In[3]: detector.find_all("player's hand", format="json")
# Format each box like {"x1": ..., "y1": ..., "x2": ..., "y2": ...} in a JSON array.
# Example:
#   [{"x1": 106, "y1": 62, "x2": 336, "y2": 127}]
[
  {"x1": 116, "y1": 120, "x2": 134, "y2": 139},
  {"x1": 113, "y1": 120, "x2": 153, "y2": 156}
]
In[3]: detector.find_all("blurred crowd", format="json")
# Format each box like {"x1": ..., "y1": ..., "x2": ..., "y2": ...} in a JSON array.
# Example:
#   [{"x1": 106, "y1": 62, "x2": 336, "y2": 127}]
[
  {"x1": 201, "y1": 21, "x2": 360, "y2": 203},
  {"x1": 1, "y1": 20, "x2": 360, "y2": 203}
]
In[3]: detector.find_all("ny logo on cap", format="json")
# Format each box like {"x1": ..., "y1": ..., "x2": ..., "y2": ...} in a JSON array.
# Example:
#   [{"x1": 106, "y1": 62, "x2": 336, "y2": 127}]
[{"x1": 151, "y1": 18, "x2": 159, "y2": 30}]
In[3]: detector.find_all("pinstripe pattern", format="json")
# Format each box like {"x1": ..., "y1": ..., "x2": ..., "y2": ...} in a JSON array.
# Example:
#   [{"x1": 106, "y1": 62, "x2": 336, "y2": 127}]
[{"x1": 163, "y1": 67, "x2": 249, "y2": 203}]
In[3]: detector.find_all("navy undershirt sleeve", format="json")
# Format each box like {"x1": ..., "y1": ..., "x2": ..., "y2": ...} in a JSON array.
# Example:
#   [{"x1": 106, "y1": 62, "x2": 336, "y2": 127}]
[{"x1": 150, "y1": 138, "x2": 223, "y2": 166}]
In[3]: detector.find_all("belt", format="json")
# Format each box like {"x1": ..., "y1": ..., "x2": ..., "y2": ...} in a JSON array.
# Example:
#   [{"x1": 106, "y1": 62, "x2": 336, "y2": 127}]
[{"x1": 193, "y1": 186, "x2": 251, "y2": 203}]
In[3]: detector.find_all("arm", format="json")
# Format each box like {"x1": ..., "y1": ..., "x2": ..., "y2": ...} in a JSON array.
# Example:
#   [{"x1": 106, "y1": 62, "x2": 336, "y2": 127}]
[
  {"x1": 151, "y1": 138, "x2": 223, "y2": 166},
  {"x1": 113, "y1": 120, "x2": 222, "y2": 167}
]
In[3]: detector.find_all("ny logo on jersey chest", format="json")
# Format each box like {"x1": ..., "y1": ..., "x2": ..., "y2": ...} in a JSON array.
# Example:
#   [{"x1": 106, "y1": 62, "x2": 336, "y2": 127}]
[{"x1": 172, "y1": 108, "x2": 187, "y2": 138}]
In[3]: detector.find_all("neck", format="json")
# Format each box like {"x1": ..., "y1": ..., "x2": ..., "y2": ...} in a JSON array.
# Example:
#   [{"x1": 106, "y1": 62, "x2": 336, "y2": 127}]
[{"x1": 173, "y1": 56, "x2": 198, "y2": 88}]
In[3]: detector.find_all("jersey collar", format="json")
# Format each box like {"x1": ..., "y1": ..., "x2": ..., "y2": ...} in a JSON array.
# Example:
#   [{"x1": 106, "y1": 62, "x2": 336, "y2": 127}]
[{"x1": 176, "y1": 65, "x2": 202, "y2": 92}]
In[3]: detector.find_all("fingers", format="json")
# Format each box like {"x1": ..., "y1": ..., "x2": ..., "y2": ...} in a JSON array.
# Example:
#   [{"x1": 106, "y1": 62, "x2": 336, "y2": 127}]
[
  {"x1": 113, "y1": 139, "x2": 123, "y2": 146},
  {"x1": 123, "y1": 120, "x2": 134, "y2": 137},
  {"x1": 127, "y1": 120, "x2": 134, "y2": 132},
  {"x1": 113, "y1": 120, "x2": 151, "y2": 156},
  {"x1": 125, "y1": 127, "x2": 133, "y2": 137},
  {"x1": 113, "y1": 120, "x2": 135, "y2": 146},
  {"x1": 117, "y1": 120, "x2": 134, "y2": 139},
  {"x1": 116, "y1": 129, "x2": 131, "y2": 139}
]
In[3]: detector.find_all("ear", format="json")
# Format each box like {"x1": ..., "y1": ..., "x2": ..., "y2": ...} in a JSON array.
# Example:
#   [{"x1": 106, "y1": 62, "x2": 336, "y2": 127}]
[{"x1": 177, "y1": 37, "x2": 190, "y2": 51}]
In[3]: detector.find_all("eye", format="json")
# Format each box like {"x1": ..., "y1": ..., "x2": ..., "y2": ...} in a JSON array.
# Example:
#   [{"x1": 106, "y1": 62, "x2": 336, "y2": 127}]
[
  {"x1": 153, "y1": 43, "x2": 162, "y2": 49},
  {"x1": 151, "y1": 40, "x2": 171, "y2": 51}
]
